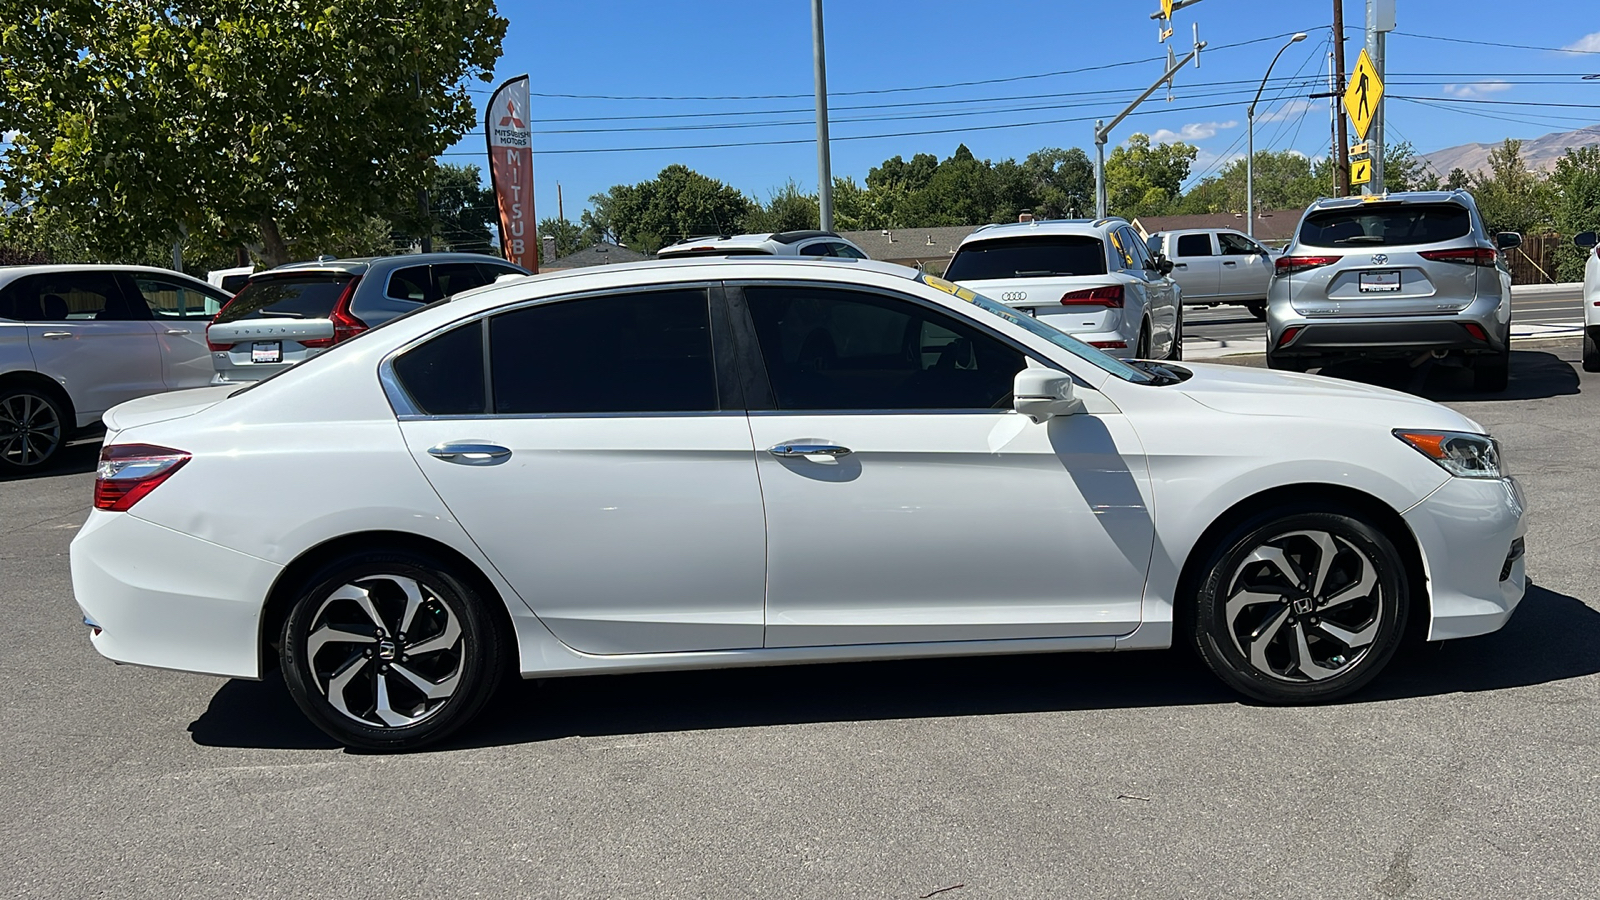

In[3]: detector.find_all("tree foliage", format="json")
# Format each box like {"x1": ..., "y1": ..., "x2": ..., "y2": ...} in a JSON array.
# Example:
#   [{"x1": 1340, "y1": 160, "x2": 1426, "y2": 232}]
[
  {"x1": 584, "y1": 164, "x2": 754, "y2": 253},
  {"x1": 1547, "y1": 146, "x2": 1600, "y2": 282},
  {"x1": 427, "y1": 163, "x2": 497, "y2": 254},
  {"x1": 1470, "y1": 139, "x2": 1551, "y2": 237},
  {"x1": 1104, "y1": 134, "x2": 1198, "y2": 218},
  {"x1": 0, "y1": 0, "x2": 507, "y2": 266}
]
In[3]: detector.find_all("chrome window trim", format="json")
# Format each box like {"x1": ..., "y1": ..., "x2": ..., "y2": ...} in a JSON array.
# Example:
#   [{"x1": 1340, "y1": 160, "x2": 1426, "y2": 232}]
[{"x1": 395, "y1": 410, "x2": 748, "y2": 423}]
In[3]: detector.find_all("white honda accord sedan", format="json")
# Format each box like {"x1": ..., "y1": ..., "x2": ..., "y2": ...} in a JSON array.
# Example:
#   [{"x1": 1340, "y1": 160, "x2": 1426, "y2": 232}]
[{"x1": 70, "y1": 258, "x2": 1527, "y2": 750}]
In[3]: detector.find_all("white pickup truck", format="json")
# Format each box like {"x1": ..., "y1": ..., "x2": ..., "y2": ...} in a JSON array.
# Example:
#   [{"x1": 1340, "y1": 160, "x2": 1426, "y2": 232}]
[{"x1": 1145, "y1": 228, "x2": 1275, "y2": 320}]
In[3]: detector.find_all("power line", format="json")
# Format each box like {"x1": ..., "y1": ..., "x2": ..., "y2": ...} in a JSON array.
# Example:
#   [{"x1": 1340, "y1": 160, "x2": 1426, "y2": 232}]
[
  {"x1": 1389, "y1": 94, "x2": 1600, "y2": 110},
  {"x1": 1392, "y1": 31, "x2": 1600, "y2": 55}
]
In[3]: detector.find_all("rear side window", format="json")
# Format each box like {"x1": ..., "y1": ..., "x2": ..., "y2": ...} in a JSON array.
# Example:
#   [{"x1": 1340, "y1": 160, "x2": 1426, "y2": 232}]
[
  {"x1": 1299, "y1": 203, "x2": 1472, "y2": 247},
  {"x1": 432, "y1": 263, "x2": 493, "y2": 298},
  {"x1": 387, "y1": 267, "x2": 432, "y2": 303},
  {"x1": 1175, "y1": 234, "x2": 1213, "y2": 257},
  {"x1": 944, "y1": 236, "x2": 1108, "y2": 281},
  {"x1": 392, "y1": 322, "x2": 485, "y2": 416},
  {"x1": 216, "y1": 276, "x2": 354, "y2": 323},
  {"x1": 489, "y1": 289, "x2": 717, "y2": 415}
]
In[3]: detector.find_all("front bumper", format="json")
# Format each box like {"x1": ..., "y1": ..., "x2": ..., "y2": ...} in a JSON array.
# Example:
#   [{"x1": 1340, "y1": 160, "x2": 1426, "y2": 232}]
[
  {"x1": 70, "y1": 510, "x2": 283, "y2": 679},
  {"x1": 1405, "y1": 475, "x2": 1527, "y2": 641}
]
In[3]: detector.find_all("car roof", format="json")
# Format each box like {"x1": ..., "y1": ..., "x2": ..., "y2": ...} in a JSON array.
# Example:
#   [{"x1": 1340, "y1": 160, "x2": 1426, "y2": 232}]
[
  {"x1": 1305, "y1": 190, "x2": 1470, "y2": 212},
  {"x1": 657, "y1": 230, "x2": 853, "y2": 253},
  {"x1": 0, "y1": 264, "x2": 215, "y2": 288},
  {"x1": 956, "y1": 218, "x2": 1127, "y2": 246},
  {"x1": 449, "y1": 255, "x2": 916, "y2": 305},
  {"x1": 265, "y1": 253, "x2": 523, "y2": 276}
]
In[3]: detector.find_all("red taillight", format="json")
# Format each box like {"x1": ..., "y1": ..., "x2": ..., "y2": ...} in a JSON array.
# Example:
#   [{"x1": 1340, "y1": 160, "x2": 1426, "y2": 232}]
[
  {"x1": 94, "y1": 444, "x2": 191, "y2": 511},
  {"x1": 301, "y1": 276, "x2": 366, "y2": 349},
  {"x1": 1463, "y1": 322, "x2": 1488, "y2": 342},
  {"x1": 1277, "y1": 326, "x2": 1303, "y2": 347},
  {"x1": 1060, "y1": 285, "x2": 1124, "y2": 307},
  {"x1": 1275, "y1": 255, "x2": 1339, "y2": 276},
  {"x1": 205, "y1": 323, "x2": 233, "y2": 352},
  {"x1": 1088, "y1": 340, "x2": 1128, "y2": 349},
  {"x1": 1419, "y1": 247, "x2": 1498, "y2": 267}
]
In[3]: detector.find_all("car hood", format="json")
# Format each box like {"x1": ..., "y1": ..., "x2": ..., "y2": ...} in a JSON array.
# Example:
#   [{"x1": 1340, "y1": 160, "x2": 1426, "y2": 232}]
[
  {"x1": 102, "y1": 385, "x2": 238, "y2": 434},
  {"x1": 1173, "y1": 362, "x2": 1484, "y2": 432}
]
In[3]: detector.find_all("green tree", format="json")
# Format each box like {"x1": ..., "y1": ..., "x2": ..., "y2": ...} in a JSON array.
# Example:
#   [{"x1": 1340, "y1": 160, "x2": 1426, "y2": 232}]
[
  {"x1": 1104, "y1": 134, "x2": 1197, "y2": 217},
  {"x1": 1445, "y1": 167, "x2": 1471, "y2": 190},
  {"x1": 427, "y1": 163, "x2": 497, "y2": 254},
  {"x1": 586, "y1": 165, "x2": 754, "y2": 253},
  {"x1": 1383, "y1": 141, "x2": 1435, "y2": 191},
  {"x1": 0, "y1": 0, "x2": 507, "y2": 267},
  {"x1": 536, "y1": 217, "x2": 588, "y2": 265},
  {"x1": 1179, "y1": 150, "x2": 1321, "y2": 215},
  {"x1": 744, "y1": 180, "x2": 819, "y2": 233},
  {"x1": 1020, "y1": 148, "x2": 1094, "y2": 219},
  {"x1": 1547, "y1": 146, "x2": 1600, "y2": 282},
  {"x1": 1469, "y1": 139, "x2": 1552, "y2": 237}
]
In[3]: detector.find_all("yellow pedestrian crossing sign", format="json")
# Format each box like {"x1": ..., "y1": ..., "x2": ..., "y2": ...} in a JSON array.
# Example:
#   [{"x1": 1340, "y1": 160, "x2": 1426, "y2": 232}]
[
  {"x1": 1344, "y1": 49, "x2": 1383, "y2": 142},
  {"x1": 1351, "y1": 157, "x2": 1373, "y2": 186}
]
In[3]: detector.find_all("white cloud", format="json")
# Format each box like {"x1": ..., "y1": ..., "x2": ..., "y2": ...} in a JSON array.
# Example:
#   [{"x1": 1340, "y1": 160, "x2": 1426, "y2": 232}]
[
  {"x1": 1147, "y1": 120, "x2": 1238, "y2": 144},
  {"x1": 1564, "y1": 31, "x2": 1600, "y2": 52},
  {"x1": 1257, "y1": 99, "x2": 1316, "y2": 124},
  {"x1": 1443, "y1": 80, "x2": 1511, "y2": 98},
  {"x1": 1, "y1": 130, "x2": 16, "y2": 144}
]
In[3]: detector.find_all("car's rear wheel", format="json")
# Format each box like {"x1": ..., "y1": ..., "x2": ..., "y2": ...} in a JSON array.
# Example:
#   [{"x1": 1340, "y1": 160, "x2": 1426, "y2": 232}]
[
  {"x1": 1192, "y1": 508, "x2": 1408, "y2": 703},
  {"x1": 1167, "y1": 309, "x2": 1184, "y2": 361},
  {"x1": 1266, "y1": 352, "x2": 1311, "y2": 372},
  {"x1": 1246, "y1": 302, "x2": 1267, "y2": 321},
  {"x1": 1473, "y1": 346, "x2": 1510, "y2": 392},
  {"x1": 0, "y1": 386, "x2": 66, "y2": 474},
  {"x1": 1583, "y1": 330, "x2": 1600, "y2": 373},
  {"x1": 280, "y1": 550, "x2": 507, "y2": 751}
]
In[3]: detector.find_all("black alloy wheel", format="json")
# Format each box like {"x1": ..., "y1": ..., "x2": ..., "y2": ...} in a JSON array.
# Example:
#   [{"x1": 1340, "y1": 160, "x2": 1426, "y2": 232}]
[{"x1": 0, "y1": 387, "x2": 66, "y2": 474}]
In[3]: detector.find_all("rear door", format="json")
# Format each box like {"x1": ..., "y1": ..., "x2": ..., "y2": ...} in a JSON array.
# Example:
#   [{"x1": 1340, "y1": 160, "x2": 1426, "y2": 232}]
[
  {"x1": 12, "y1": 271, "x2": 164, "y2": 421},
  {"x1": 1216, "y1": 232, "x2": 1273, "y2": 301},
  {"x1": 1169, "y1": 233, "x2": 1221, "y2": 302},
  {"x1": 123, "y1": 273, "x2": 230, "y2": 389}
]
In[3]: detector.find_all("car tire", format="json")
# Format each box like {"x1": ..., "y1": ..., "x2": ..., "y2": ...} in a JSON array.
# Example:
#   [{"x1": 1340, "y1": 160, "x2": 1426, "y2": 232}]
[
  {"x1": 1167, "y1": 310, "x2": 1184, "y2": 361},
  {"x1": 280, "y1": 550, "x2": 508, "y2": 751},
  {"x1": 1266, "y1": 352, "x2": 1310, "y2": 372},
  {"x1": 1473, "y1": 347, "x2": 1510, "y2": 392},
  {"x1": 1135, "y1": 322, "x2": 1151, "y2": 360},
  {"x1": 0, "y1": 385, "x2": 68, "y2": 474},
  {"x1": 1191, "y1": 508, "x2": 1409, "y2": 704},
  {"x1": 1583, "y1": 331, "x2": 1600, "y2": 373},
  {"x1": 1246, "y1": 302, "x2": 1267, "y2": 321}
]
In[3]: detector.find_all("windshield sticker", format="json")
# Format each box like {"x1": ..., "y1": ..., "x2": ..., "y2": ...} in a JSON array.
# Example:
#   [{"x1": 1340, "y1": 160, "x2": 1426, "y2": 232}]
[{"x1": 920, "y1": 273, "x2": 978, "y2": 303}]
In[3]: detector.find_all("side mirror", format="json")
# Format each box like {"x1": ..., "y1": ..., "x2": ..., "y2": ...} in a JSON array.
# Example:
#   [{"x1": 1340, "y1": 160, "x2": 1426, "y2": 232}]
[
  {"x1": 1496, "y1": 232, "x2": 1523, "y2": 250},
  {"x1": 1158, "y1": 255, "x2": 1175, "y2": 275},
  {"x1": 1013, "y1": 368, "x2": 1083, "y2": 423},
  {"x1": 1575, "y1": 231, "x2": 1598, "y2": 250}
]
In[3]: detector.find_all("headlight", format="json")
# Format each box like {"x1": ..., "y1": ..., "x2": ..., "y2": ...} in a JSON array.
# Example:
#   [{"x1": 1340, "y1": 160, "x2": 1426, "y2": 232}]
[{"x1": 1394, "y1": 430, "x2": 1504, "y2": 479}]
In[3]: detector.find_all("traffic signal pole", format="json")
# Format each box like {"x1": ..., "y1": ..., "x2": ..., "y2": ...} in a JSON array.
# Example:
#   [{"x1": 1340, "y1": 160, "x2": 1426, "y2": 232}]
[
  {"x1": 1095, "y1": 23, "x2": 1205, "y2": 218},
  {"x1": 1332, "y1": 0, "x2": 1350, "y2": 196}
]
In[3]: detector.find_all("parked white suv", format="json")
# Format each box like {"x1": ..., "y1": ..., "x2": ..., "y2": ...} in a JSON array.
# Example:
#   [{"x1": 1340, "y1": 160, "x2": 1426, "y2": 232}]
[
  {"x1": 0, "y1": 265, "x2": 228, "y2": 472},
  {"x1": 1577, "y1": 230, "x2": 1599, "y2": 371},
  {"x1": 946, "y1": 218, "x2": 1182, "y2": 360},
  {"x1": 1145, "y1": 228, "x2": 1274, "y2": 319},
  {"x1": 656, "y1": 230, "x2": 870, "y2": 260}
]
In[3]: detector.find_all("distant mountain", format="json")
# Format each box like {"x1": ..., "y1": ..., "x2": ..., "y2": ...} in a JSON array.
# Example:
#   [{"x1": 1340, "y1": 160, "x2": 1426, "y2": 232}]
[{"x1": 1421, "y1": 125, "x2": 1600, "y2": 177}]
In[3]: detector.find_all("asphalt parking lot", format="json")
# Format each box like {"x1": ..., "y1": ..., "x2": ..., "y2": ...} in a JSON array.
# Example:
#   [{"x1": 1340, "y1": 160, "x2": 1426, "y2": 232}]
[{"x1": 4, "y1": 343, "x2": 1597, "y2": 900}]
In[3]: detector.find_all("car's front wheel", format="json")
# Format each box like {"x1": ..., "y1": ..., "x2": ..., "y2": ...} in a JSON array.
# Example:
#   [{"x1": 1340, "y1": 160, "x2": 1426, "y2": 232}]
[
  {"x1": 280, "y1": 550, "x2": 508, "y2": 751},
  {"x1": 1583, "y1": 330, "x2": 1599, "y2": 373},
  {"x1": 0, "y1": 386, "x2": 67, "y2": 474},
  {"x1": 1245, "y1": 302, "x2": 1267, "y2": 321},
  {"x1": 1473, "y1": 346, "x2": 1510, "y2": 392},
  {"x1": 1192, "y1": 508, "x2": 1408, "y2": 703}
]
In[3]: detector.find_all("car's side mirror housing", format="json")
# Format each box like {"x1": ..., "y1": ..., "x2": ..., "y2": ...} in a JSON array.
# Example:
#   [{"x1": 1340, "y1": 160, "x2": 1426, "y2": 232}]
[
  {"x1": 1496, "y1": 232, "x2": 1523, "y2": 250},
  {"x1": 1155, "y1": 254, "x2": 1175, "y2": 275},
  {"x1": 1013, "y1": 368, "x2": 1083, "y2": 423},
  {"x1": 1575, "y1": 231, "x2": 1598, "y2": 250}
]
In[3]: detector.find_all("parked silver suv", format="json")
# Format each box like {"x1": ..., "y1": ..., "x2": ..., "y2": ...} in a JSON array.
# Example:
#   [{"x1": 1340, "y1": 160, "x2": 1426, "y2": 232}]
[
  {"x1": 207, "y1": 253, "x2": 527, "y2": 383},
  {"x1": 1266, "y1": 191, "x2": 1519, "y2": 391}
]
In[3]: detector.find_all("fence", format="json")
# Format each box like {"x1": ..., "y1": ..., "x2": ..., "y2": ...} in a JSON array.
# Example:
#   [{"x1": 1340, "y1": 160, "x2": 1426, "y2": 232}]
[{"x1": 1506, "y1": 232, "x2": 1562, "y2": 285}]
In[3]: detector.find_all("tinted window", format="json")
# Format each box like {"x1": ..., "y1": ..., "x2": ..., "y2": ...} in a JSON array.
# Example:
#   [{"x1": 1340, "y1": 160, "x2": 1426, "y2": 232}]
[
  {"x1": 0, "y1": 272, "x2": 137, "y2": 321},
  {"x1": 944, "y1": 236, "x2": 1108, "y2": 281},
  {"x1": 1121, "y1": 228, "x2": 1154, "y2": 270},
  {"x1": 475, "y1": 263, "x2": 523, "y2": 285},
  {"x1": 490, "y1": 289, "x2": 716, "y2": 414},
  {"x1": 830, "y1": 242, "x2": 868, "y2": 259},
  {"x1": 744, "y1": 285, "x2": 1024, "y2": 411},
  {"x1": 1145, "y1": 235, "x2": 1163, "y2": 257},
  {"x1": 216, "y1": 275, "x2": 354, "y2": 323},
  {"x1": 131, "y1": 277, "x2": 224, "y2": 319},
  {"x1": 1217, "y1": 232, "x2": 1259, "y2": 255},
  {"x1": 432, "y1": 263, "x2": 492, "y2": 299},
  {"x1": 387, "y1": 266, "x2": 432, "y2": 303},
  {"x1": 392, "y1": 322, "x2": 485, "y2": 416},
  {"x1": 1176, "y1": 234, "x2": 1213, "y2": 257},
  {"x1": 1300, "y1": 203, "x2": 1472, "y2": 247},
  {"x1": 799, "y1": 242, "x2": 830, "y2": 257}
]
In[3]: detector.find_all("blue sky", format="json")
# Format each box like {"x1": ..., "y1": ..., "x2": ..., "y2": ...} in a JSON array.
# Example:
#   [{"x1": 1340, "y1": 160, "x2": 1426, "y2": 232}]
[{"x1": 442, "y1": 0, "x2": 1600, "y2": 221}]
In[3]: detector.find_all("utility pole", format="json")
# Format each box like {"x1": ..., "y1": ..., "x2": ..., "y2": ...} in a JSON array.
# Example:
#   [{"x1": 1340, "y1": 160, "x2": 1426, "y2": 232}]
[
  {"x1": 1332, "y1": 0, "x2": 1350, "y2": 196},
  {"x1": 812, "y1": 0, "x2": 834, "y2": 231},
  {"x1": 558, "y1": 183, "x2": 564, "y2": 223},
  {"x1": 1096, "y1": 21, "x2": 1206, "y2": 218},
  {"x1": 1366, "y1": 0, "x2": 1395, "y2": 193}
]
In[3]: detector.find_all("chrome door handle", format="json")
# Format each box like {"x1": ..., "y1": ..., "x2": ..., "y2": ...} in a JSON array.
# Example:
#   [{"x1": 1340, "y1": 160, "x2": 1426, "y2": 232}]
[
  {"x1": 164, "y1": 328, "x2": 191, "y2": 335},
  {"x1": 1174, "y1": 263, "x2": 1188, "y2": 268},
  {"x1": 427, "y1": 442, "x2": 512, "y2": 465},
  {"x1": 40, "y1": 331, "x2": 72, "y2": 339},
  {"x1": 1223, "y1": 261, "x2": 1238, "y2": 267},
  {"x1": 768, "y1": 442, "x2": 852, "y2": 458}
]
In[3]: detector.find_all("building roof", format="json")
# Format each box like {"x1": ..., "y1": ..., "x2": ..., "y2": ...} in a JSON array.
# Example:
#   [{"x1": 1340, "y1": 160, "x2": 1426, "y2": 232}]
[
  {"x1": 836, "y1": 226, "x2": 980, "y2": 263},
  {"x1": 545, "y1": 241, "x2": 649, "y2": 270},
  {"x1": 1130, "y1": 210, "x2": 1305, "y2": 244}
]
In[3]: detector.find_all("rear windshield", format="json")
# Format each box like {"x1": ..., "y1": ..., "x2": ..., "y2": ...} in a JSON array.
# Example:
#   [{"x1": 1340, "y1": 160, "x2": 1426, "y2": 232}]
[
  {"x1": 944, "y1": 236, "x2": 1107, "y2": 281},
  {"x1": 1299, "y1": 203, "x2": 1472, "y2": 247},
  {"x1": 215, "y1": 275, "x2": 355, "y2": 323}
]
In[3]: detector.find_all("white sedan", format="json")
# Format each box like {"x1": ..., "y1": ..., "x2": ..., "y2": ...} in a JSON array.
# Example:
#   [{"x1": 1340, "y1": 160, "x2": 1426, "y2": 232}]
[{"x1": 71, "y1": 258, "x2": 1527, "y2": 750}]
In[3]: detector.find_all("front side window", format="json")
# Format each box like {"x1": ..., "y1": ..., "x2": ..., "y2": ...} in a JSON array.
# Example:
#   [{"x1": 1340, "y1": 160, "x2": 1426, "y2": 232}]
[
  {"x1": 1217, "y1": 232, "x2": 1260, "y2": 256},
  {"x1": 944, "y1": 236, "x2": 1108, "y2": 281},
  {"x1": 0, "y1": 272, "x2": 137, "y2": 321},
  {"x1": 490, "y1": 289, "x2": 717, "y2": 415},
  {"x1": 131, "y1": 277, "x2": 224, "y2": 319},
  {"x1": 744, "y1": 285, "x2": 1024, "y2": 411},
  {"x1": 1299, "y1": 203, "x2": 1472, "y2": 247},
  {"x1": 1122, "y1": 228, "x2": 1155, "y2": 270},
  {"x1": 1176, "y1": 234, "x2": 1213, "y2": 257}
]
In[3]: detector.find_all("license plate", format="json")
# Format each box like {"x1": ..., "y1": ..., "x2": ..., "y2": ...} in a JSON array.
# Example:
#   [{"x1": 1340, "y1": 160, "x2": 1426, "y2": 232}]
[
  {"x1": 251, "y1": 341, "x2": 282, "y2": 364},
  {"x1": 1359, "y1": 271, "x2": 1401, "y2": 292}
]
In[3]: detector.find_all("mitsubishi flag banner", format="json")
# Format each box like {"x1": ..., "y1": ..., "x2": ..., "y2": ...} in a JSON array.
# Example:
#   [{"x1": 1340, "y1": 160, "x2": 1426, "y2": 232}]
[{"x1": 485, "y1": 75, "x2": 536, "y2": 272}]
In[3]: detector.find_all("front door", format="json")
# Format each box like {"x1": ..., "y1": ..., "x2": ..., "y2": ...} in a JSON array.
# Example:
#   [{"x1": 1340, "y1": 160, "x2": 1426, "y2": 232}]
[
  {"x1": 1217, "y1": 232, "x2": 1273, "y2": 301},
  {"x1": 394, "y1": 285, "x2": 768, "y2": 655},
  {"x1": 733, "y1": 282, "x2": 1153, "y2": 648},
  {"x1": 1171, "y1": 232, "x2": 1221, "y2": 301},
  {"x1": 9, "y1": 271, "x2": 164, "y2": 423}
]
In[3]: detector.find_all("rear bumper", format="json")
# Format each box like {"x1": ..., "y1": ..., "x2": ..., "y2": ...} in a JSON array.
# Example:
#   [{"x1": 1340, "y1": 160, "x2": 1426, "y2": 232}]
[
  {"x1": 1271, "y1": 319, "x2": 1505, "y2": 358},
  {"x1": 1405, "y1": 475, "x2": 1527, "y2": 641}
]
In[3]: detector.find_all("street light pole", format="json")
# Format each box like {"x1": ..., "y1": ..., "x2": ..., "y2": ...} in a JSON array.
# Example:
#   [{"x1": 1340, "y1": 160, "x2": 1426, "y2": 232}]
[
  {"x1": 1246, "y1": 32, "x2": 1307, "y2": 238},
  {"x1": 812, "y1": 0, "x2": 834, "y2": 231}
]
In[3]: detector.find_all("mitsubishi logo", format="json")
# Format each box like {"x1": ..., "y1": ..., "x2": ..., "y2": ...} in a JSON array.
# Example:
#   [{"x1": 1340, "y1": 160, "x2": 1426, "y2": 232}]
[
  {"x1": 1371, "y1": 253, "x2": 1389, "y2": 265},
  {"x1": 498, "y1": 100, "x2": 525, "y2": 129}
]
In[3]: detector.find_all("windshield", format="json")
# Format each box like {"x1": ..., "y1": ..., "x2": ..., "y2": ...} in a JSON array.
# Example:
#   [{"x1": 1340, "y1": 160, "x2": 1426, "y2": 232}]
[
  {"x1": 1299, "y1": 203, "x2": 1472, "y2": 247},
  {"x1": 216, "y1": 275, "x2": 355, "y2": 323},
  {"x1": 918, "y1": 274, "x2": 1154, "y2": 384},
  {"x1": 944, "y1": 236, "x2": 1108, "y2": 280}
]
